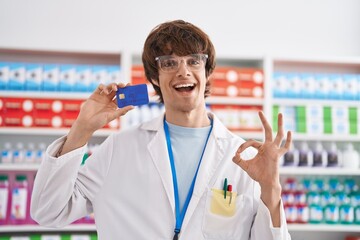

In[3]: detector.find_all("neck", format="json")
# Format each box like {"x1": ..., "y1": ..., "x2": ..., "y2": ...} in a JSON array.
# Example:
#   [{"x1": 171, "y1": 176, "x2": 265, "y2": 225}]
[{"x1": 165, "y1": 108, "x2": 210, "y2": 128}]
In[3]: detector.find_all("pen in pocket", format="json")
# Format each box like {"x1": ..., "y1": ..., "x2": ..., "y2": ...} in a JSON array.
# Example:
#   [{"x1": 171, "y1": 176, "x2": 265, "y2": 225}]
[
  {"x1": 227, "y1": 185, "x2": 232, "y2": 205},
  {"x1": 223, "y1": 178, "x2": 228, "y2": 199}
]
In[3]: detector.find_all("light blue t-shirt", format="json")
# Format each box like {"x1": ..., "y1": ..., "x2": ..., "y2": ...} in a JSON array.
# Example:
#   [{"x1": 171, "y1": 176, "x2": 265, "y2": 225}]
[{"x1": 166, "y1": 121, "x2": 211, "y2": 212}]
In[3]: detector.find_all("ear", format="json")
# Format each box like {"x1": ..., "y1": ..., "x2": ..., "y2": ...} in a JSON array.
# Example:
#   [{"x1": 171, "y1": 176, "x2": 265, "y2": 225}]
[{"x1": 152, "y1": 79, "x2": 159, "y2": 87}]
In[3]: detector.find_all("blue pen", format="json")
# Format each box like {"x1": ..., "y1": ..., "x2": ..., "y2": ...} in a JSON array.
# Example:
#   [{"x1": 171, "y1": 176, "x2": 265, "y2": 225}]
[{"x1": 223, "y1": 178, "x2": 228, "y2": 199}]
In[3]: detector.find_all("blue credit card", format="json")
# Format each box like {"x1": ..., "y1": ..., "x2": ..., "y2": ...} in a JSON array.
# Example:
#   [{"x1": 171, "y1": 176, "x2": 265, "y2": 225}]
[{"x1": 116, "y1": 84, "x2": 149, "y2": 108}]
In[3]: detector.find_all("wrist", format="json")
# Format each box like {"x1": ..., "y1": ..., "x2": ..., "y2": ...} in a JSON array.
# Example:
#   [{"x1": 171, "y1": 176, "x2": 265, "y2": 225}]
[
  {"x1": 57, "y1": 121, "x2": 93, "y2": 157},
  {"x1": 260, "y1": 183, "x2": 282, "y2": 209}
]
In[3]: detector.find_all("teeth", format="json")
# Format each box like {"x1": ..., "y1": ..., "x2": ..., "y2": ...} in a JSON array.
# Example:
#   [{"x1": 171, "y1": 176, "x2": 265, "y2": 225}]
[{"x1": 174, "y1": 83, "x2": 195, "y2": 88}]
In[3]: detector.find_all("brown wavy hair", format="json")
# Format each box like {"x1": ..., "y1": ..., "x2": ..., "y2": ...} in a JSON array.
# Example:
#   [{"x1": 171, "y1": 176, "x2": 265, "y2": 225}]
[{"x1": 142, "y1": 20, "x2": 216, "y2": 103}]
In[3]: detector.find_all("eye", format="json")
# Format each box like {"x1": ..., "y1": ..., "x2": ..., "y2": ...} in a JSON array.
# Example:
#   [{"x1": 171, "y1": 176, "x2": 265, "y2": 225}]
[
  {"x1": 187, "y1": 57, "x2": 201, "y2": 66},
  {"x1": 162, "y1": 59, "x2": 178, "y2": 68}
]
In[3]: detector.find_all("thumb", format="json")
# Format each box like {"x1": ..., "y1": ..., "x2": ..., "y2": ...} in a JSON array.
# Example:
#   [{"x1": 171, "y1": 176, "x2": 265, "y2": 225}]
[
  {"x1": 112, "y1": 105, "x2": 134, "y2": 120},
  {"x1": 232, "y1": 153, "x2": 250, "y2": 172}
]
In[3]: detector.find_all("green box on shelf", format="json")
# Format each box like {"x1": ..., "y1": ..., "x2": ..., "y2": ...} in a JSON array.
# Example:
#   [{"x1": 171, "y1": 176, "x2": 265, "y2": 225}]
[
  {"x1": 61, "y1": 235, "x2": 71, "y2": 240},
  {"x1": 30, "y1": 235, "x2": 41, "y2": 240},
  {"x1": 323, "y1": 106, "x2": 332, "y2": 120},
  {"x1": 272, "y1": 105, "x2": 280, "y2": 131},
  {"x1": 296, "y1": 106, "x2": 306, "y2": 121},
  {"x1": 324, "y1": 120, "x2": 333, "y2": 134},
  {"x1": 349, "y1": 107, "x2": 358, "y2": 121},
  {"x1": 296, "y1": 121, "x2": 307, "y2": 133},
  {"x1": 349, "y1": 121, "x2": 358, "y2": 134}
]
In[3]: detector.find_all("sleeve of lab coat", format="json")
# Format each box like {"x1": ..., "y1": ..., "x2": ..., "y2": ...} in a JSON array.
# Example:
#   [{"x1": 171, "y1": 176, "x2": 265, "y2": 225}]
[
  {"x1": 250, "y1": 194, "x2": 292, "y2": 240},
  {"x1": 30, "y1": 134, "x2": 114, "y2": 228}
]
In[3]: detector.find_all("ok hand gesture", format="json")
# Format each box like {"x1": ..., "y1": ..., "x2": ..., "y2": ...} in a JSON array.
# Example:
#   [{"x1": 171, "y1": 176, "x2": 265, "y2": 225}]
[{"x1": 232, "y1": 111, "x2": 292, "y2": 189}]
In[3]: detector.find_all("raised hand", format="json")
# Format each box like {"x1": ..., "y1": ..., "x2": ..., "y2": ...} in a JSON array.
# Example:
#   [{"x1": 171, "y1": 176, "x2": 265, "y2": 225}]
[
  {"x1": 75, "y1": 83, "x2": 134, "y2": 134},
  {"x1": 57, "y1": 83, "x2": 134, "y2": 157},
  {"x1": 232, "y1": 111, "x2": 292, "y2": 189}
]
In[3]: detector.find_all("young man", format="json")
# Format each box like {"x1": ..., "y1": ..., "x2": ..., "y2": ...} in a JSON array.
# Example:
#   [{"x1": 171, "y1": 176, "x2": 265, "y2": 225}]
[{"x1": 31, "y1": 20, "x2": 292, "y2": 240}]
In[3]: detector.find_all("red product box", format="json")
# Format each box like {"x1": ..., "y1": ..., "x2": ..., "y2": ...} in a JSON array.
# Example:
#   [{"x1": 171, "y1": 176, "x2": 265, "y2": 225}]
[
  {"x1": 210, "y1": 67, "x2": 264, "y2": 98},
  {"x1": 0, "y1": 97, "x2": 121, "y2": 130},
  {"x1": 1, "y1": 98, "x2": 31, "y2": 127},
  {"x1": 0, "y1": 98, "x2": 4, "y2": 127},
  {"x1": 60, "y1": 99, "x2": 83, "y2": 128}
]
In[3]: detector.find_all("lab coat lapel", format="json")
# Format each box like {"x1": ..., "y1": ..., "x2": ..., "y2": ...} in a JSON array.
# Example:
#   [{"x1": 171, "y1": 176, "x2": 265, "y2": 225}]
[
  {"x1": 181, "y1": 114, "x2": 230, "y2": 232},
  {"x1": 144, "y1": 116, "x2": 175, "y2": 211}
]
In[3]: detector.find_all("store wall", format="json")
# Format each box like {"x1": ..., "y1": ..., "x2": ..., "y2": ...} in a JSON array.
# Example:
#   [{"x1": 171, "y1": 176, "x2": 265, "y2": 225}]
[{"x1": 0, "y1": 0, "x2": 359, "y2": 57}]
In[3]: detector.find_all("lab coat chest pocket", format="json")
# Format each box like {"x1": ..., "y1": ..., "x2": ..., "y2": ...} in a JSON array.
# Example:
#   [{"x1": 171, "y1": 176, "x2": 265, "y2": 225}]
[{"x1": 202, "y1": 189, "x2": 254, "y2": 240}]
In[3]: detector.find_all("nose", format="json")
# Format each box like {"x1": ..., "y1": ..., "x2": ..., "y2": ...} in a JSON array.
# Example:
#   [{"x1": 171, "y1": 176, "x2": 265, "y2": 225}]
[{"x1": 176, "y1": 59, "x2": 191, "y2": 77}]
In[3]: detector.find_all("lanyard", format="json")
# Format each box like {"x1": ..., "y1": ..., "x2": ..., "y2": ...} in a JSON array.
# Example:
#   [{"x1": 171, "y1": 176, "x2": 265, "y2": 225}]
[{"x1": 163, "y1": 117, "x2": 213, "y2": 240}]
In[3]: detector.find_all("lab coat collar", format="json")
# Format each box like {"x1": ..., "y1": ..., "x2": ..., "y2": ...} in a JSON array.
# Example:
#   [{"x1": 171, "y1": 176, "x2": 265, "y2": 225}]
[{"x1": 140, "y1": 112, "x2": 235, "y2": 140}]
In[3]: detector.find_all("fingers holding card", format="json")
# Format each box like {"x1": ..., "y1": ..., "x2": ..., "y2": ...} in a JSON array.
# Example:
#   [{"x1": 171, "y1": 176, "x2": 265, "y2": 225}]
[{"x1": 116, "y1": 84, "x2": 150, "y2": 108}]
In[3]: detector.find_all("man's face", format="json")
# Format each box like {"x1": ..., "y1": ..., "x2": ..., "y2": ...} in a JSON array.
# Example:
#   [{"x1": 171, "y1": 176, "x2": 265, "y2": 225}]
[{"x1": 154, "y1": 54, "x2": 208, "y2": 113}]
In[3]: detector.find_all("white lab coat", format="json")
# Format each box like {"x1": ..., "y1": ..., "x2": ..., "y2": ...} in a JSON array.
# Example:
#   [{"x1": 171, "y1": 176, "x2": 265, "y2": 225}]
[{"x1": 31, "y1": 113, "x2": 291, "y2": 240}]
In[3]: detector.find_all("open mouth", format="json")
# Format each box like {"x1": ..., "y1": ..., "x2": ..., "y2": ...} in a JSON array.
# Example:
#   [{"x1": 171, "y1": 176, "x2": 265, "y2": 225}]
[{"x1": 174, "y1": 83, "x2": 196, "y2": 92}]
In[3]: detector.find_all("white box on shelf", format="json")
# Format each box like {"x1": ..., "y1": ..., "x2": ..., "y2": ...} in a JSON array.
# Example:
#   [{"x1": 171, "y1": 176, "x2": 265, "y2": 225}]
[
  {"x1": 0, "y1": 62, "x2": 10, "y2": 90},
  {"x1": 8, "y1": 63, "x2": 26, "y2": 91},
  {"x1": 42, "y1": 64, "x2": 60, "y2": 92},
  {"x1": 74, "y1": 65, "x2": 91, "y2": 92},
  {"x1": 59, "y1": 64, "x2": 76, "y2": 92},
  {"x1": 25, "y1": 64, "x2": 42, "y2": 91}
]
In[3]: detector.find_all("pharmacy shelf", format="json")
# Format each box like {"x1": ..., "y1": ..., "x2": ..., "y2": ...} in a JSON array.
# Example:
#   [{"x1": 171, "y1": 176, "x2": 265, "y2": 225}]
[
  {"x1": 272, "y1": 98, "x2": 360, "y2": 108},
  {"x1": 291, "y1": 133, "x2": 360, "y2": 142},
  {"x1": 3, "y1": 164, "x2": 359, "y2": 174},
  {"x1": 272, "y1": 56, "x2": 360, "y2": 66},
  {"x1": 280, "y1": 167, "x2": 360, "y2": 176},
  {"x1": 0, "y1": 164, "x2": 40, "y2": 171},
  {"x1": 149, "y1": 96, "x2": 265, "y2": 106},
  {"x1": 0, "y1": 128, "x2": 117, "y2": 137},
  {"x1": 233, "y1": 131, "x2": 263, "y2": 140},
  {"x1": 234, "y1": 131, "x2": 360, "y2": 142},
  {"x1": 206, "y1": 96, "x2": 264, "y2": 106},
  {"x1": 0, "y1": 224, "x2": 96, "y2": 233},
  {"x1": 0, "y1": 91, "x2": 91, "y2": 100},
  {"x1": 288, "y1": 224, "x2": 360, "y2": 232}
]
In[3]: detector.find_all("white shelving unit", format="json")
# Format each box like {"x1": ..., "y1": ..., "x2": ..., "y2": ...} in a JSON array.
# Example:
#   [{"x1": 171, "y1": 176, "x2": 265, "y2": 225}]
[
  {"x1": 288, "y1": 223, "x2": 360, "y2": 232},
  {"x1": 280, "y1": 167, "x2": 360, "y2": 176},
  {"x1": 1, "y1": 50, "x2": 360, "y2": 239},
  {"x1": 0, "y1": 225, "x2": 96, "y2": 233},
  {"x1": 271, "y1": 56, "x2": 360, "y2": 240}
]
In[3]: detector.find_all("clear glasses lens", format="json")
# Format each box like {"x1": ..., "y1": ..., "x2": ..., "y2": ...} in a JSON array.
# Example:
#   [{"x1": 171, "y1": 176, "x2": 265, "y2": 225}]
[{"x1": 156, "y1": 54, "x2": 208, "y2": 73}]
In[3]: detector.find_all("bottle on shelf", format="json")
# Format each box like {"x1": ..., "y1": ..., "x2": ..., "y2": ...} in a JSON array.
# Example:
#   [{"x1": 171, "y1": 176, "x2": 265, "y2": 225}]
[
  {"x1": 10, "y1": 174, "x2": 29, "y2": 225},
  {"x1": 339, "y1": 198, "x2": 354, "y2": 224},
  {"x1": 326, "y1": 142, "x2": 342, "y2": 167},
  {"x1": 342, "y1": 143, "x2": 360, "y2": 169},
  {"x1": 12, "y1": 143, "x2": 24, "y2": 164},
  {"x1": 294, "y1": 181, "x2": 309, "y2": 224},
  {"x1": 312, "y1": 141, "x2": 327, "y2": 167},
  {"x1": 282, "y1": 143, "x2": 299, "y2": 166},
  {"x1": 0, "y1": 174, "x2": 9, "y2": 225},
  {"x1": 352, "y1": 190, "x2": 360, "y2": 224},
  {"x1": 298, "y1": 142, "x2": 313, "y2": 167},
  {"x1": 24, "y1": 143, "x2": 36, "y2": 164},
  {"x1": 307, "y1": 180, "x2": 323, "y2": 224},
  {"x1": 1, "y1": 142, "x2": 13, "y2": 164},
  {"x1": 36, "y1": 143, "x2": 47, "y2": 164}
]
